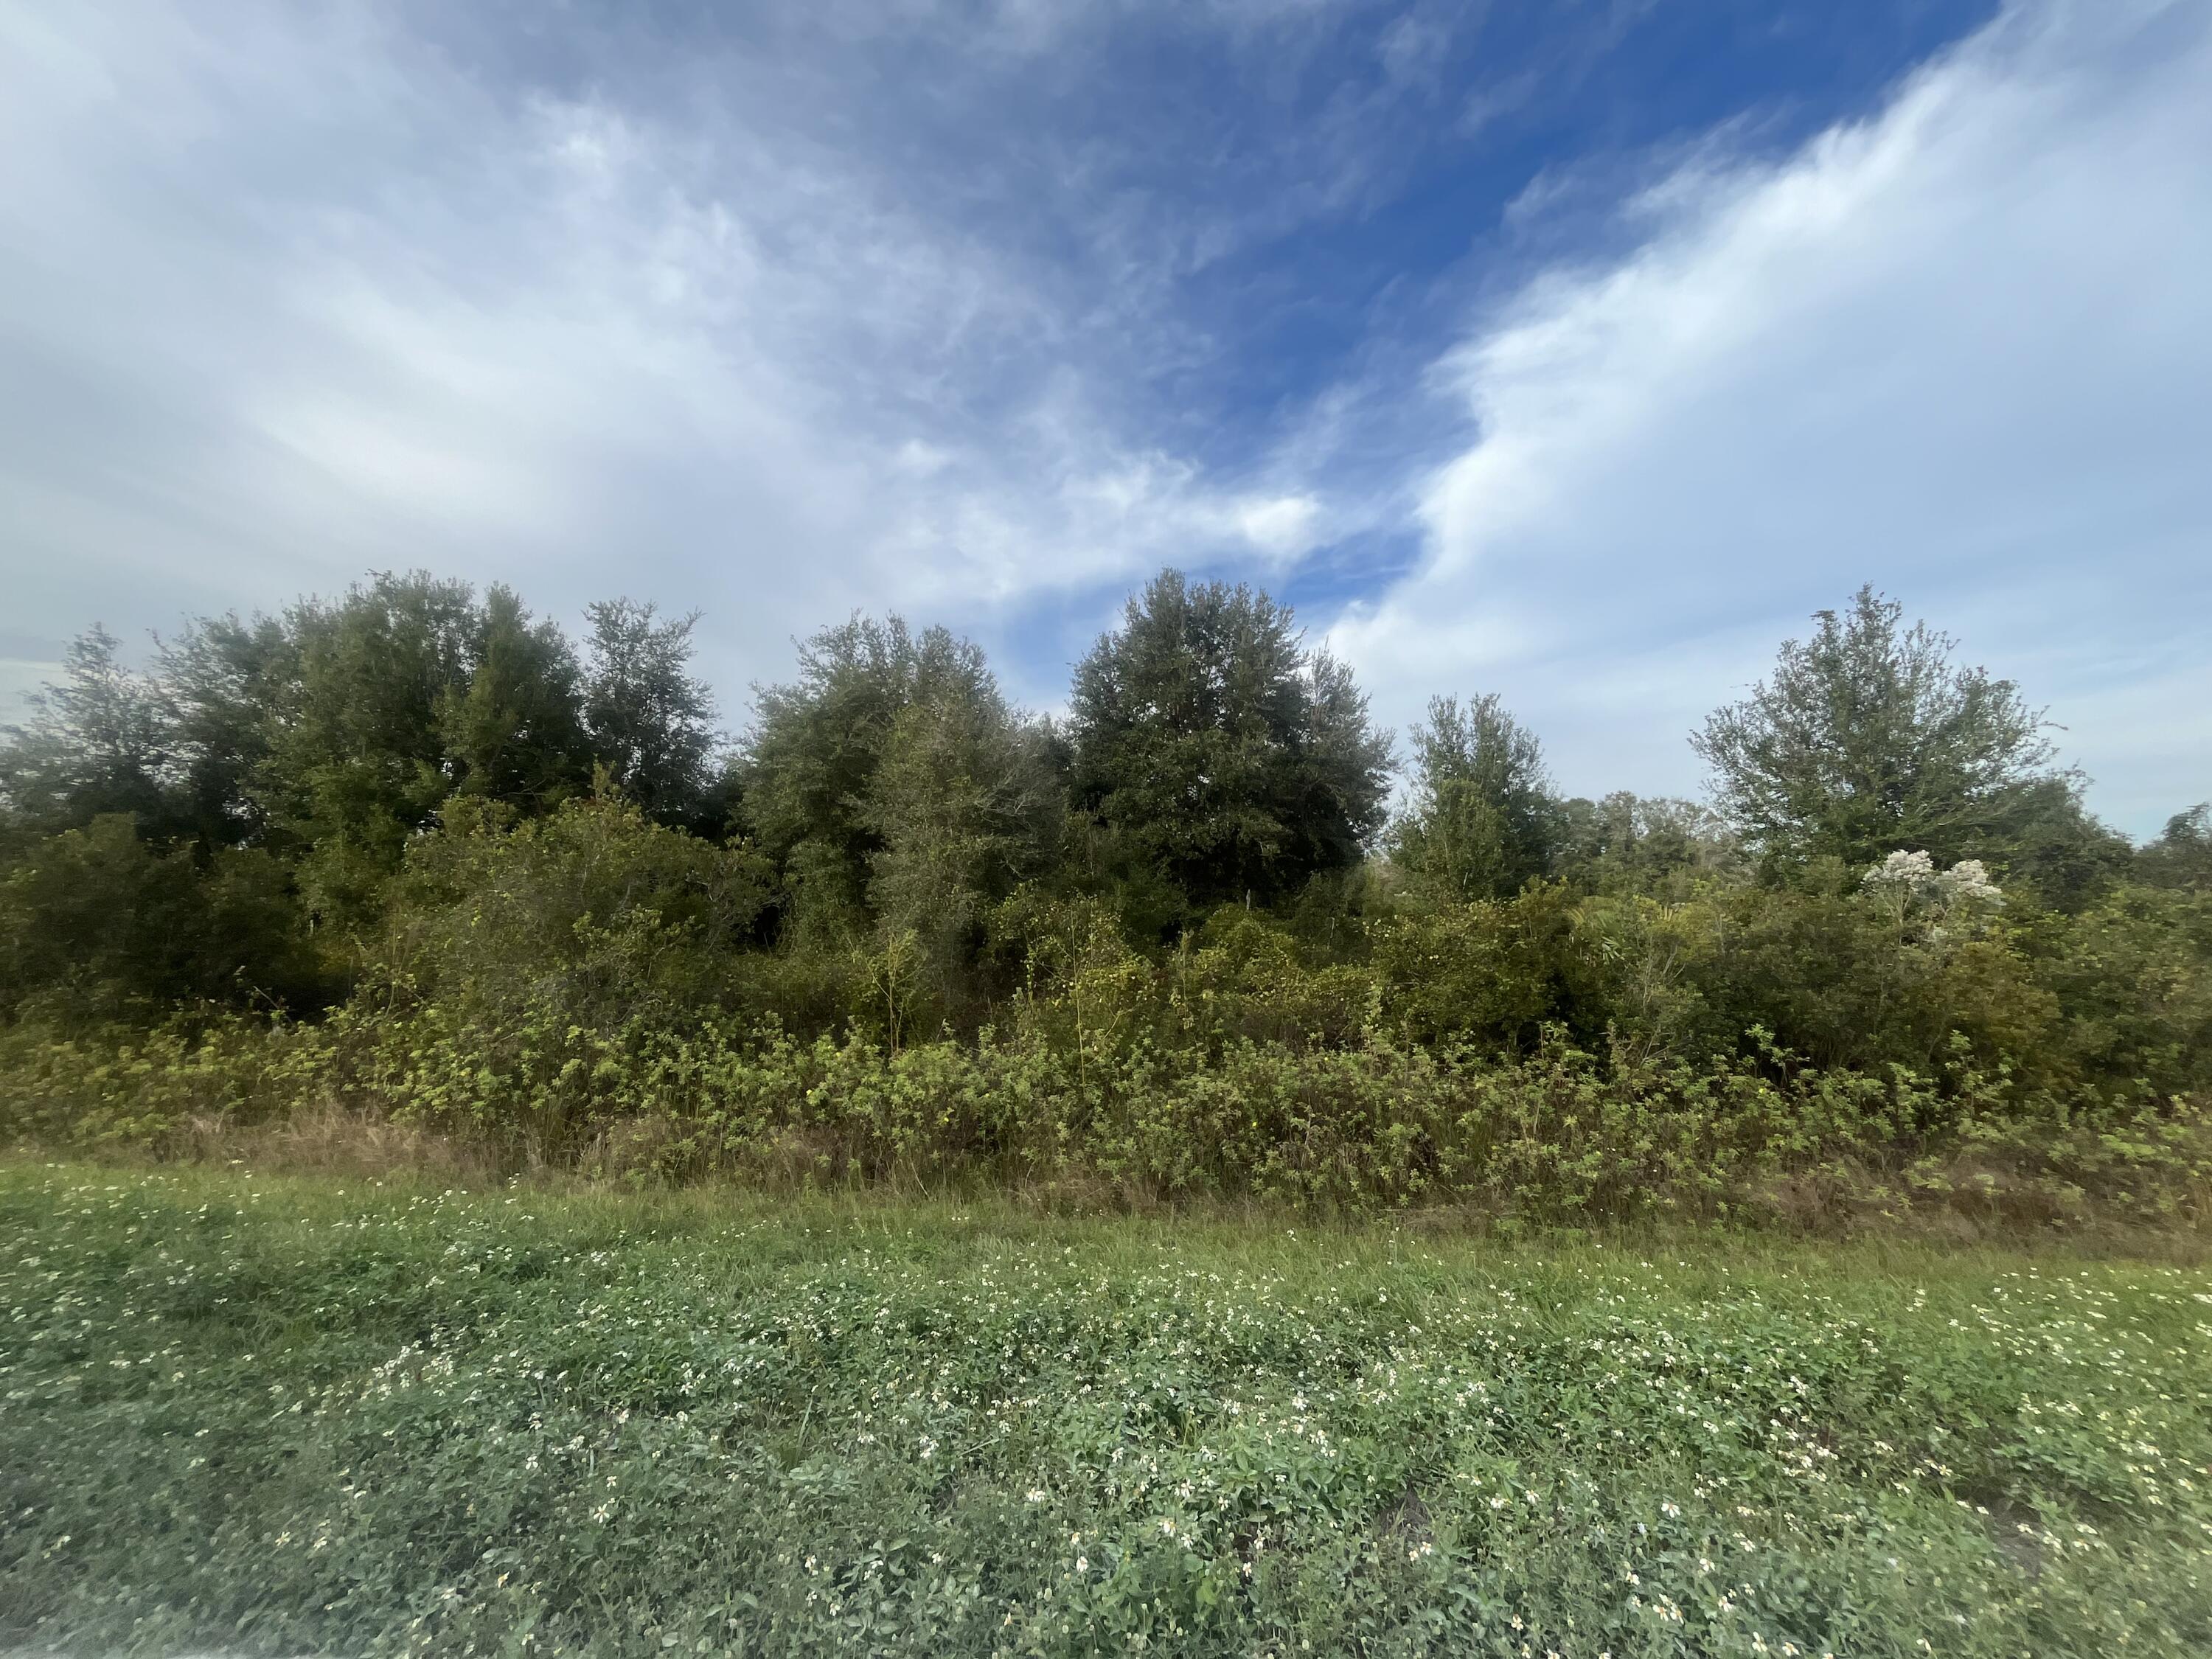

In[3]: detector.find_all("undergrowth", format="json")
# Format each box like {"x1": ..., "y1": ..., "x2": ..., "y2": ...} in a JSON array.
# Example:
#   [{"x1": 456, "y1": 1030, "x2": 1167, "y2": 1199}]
[{"x1": 4, "y1": 1011, "x2": 2206, "y2": 1233}]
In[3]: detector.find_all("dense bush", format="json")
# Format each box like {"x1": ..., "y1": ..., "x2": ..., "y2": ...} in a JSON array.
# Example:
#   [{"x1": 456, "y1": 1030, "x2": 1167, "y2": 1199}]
[
  {"x1": 6, "y1": 997, "x2": 2205, "y2": 1228},
  {"x1": 378, "y1": 796, "x2": 775, "y2": 1029},
  {"x1": 0, "y1": 816, "x2": 327, "y2": 1022}
]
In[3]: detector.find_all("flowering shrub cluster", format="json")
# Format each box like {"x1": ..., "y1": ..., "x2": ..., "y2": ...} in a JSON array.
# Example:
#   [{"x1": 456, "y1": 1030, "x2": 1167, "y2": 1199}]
[{"x1": 1860, "y1": 851, "x2": 2004, "y2": 936}]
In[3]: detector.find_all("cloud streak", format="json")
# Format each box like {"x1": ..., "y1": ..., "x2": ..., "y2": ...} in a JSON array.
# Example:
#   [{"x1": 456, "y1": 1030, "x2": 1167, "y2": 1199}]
[{"x1": 0, "y1": 0, "x2": 1355, "y2": 715}]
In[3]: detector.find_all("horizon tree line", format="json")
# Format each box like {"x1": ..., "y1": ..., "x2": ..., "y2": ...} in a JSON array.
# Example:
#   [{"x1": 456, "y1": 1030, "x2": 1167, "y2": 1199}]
[{"x1": 1, "y1": 566, "x2": 2205, "y2": 1026}]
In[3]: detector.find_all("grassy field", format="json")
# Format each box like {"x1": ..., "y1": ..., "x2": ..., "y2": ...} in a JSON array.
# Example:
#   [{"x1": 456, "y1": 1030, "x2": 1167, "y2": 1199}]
[{"x1": 2, "y1": 1163, "x2": 2209, "y2": 1657}]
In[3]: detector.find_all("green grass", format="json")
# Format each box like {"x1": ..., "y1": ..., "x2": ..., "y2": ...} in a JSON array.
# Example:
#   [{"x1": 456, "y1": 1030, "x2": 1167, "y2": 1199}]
[{"x1": 2, "y1": 1162, "x2": 2209, "y2": 1657}]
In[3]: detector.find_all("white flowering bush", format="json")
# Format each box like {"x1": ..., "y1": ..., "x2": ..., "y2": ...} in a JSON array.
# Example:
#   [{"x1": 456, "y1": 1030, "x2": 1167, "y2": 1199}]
[{"x1": 1860, "y1": 849, "x2": 2005, "y2": 936}]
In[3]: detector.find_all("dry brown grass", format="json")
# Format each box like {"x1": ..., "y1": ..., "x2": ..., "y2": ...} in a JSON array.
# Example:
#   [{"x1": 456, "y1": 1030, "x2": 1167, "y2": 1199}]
[
  {"x1": 10, "y1": 1098, "x2": 2205, "y2": 1260},
  {"x1": 167, "y1": 1103, "x2": 512, "y2": 1183}
]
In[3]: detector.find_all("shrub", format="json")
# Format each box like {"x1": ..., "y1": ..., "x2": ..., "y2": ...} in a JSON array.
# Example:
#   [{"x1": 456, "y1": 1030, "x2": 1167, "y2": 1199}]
[
  {"x1": 8, "y1": 1006, "x2": 2202, "y2": 1229},
  {"x1": 0, "y1": 817, "x2": 325, "y2": 1022},
  {"x1": 378, "y1": 796, "x2": 773, "y2": 1032}
]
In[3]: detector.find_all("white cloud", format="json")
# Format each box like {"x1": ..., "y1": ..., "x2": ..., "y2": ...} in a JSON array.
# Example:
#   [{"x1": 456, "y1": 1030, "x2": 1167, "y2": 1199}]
[
  {"x1": 0, "y1": 1, "x2": 1321, "y2": 717},
  {"x1": 1332, "y1": 0, "x2": 2212, "y2": 835},
  {"x1": 5, "y1": 0, "x2": 2206, "y2": 836},
  {"x1": 1234, "y1": 493, "x2": 1324, "y2": 559}
]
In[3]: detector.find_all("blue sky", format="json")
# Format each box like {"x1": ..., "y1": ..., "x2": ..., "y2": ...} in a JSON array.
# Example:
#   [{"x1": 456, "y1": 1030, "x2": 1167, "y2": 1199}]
[{"x1": 1, "y1": 0, "x2": 2207, "y2": 834}]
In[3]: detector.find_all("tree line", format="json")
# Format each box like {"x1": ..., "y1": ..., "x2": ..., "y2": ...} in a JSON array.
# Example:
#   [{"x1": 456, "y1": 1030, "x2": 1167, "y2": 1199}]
[{"x1": 1, "y1": 567, "x2": 2207, "y2": 1206}]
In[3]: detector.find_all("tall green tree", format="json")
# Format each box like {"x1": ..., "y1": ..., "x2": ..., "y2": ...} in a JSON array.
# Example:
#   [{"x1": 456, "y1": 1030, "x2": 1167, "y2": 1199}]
[
  {"x1": 582, "y1": 600, "x2": 717, "y2": 827},
  {"x1": 1067, "y1": 570, "x2": 1391, "y2": 914},
  {"x1": 156, "y1": 611, "x2": 293, "y2": 852},
  {"x1": 743, "y1": 615, "x2": 928, "y2": 923},
  {"x1": 439, "y1": 585, "x2": 592, "y2": 810},
  {"x1": 2140, "y1": 804, "x2": 2212, "y2": 891},
  {"x1": 0, "y1": 625, "x2": 178, "y2": 841},
  {"x1": 744, "y1": 617, "x2": 1057, "y2": 951},
  {"x1": 1388, "y1": 694, "x2": 1557, "y2": 902},
  {"x1": 1985, "y1": 774, "x2": 2133, "y2": 912},
  {"x1": 863, "y1": 667, "x2": 1062, "y2": 971},
  {"x1": 253, "y1": 573, "x2": 483, "y2": 928},
  {"x1": 249, "y1": 576, "x2": 595, "y2": 920},
  {"x1": 1692, "y1": 586, "x2": 2078, "y2": 875}
]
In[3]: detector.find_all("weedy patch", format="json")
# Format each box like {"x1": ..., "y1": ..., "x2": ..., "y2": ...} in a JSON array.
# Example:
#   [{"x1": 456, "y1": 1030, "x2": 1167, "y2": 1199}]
[{"x1": 2, "y1": 1161, "x2": 2209, "y2": 1656}]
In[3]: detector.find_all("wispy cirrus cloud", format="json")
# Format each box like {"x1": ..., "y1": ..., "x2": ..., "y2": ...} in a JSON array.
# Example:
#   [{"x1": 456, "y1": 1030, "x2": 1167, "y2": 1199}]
[{"x1": 0, "y1": 0, "x2": 1382, "y2": 712}]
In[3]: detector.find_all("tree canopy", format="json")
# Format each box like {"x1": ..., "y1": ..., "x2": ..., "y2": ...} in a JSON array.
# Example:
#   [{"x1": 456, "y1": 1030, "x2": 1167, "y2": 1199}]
[
  {"x1": 1692, "y1": 585, "x2": 2072, "y2": 874},
  {"x1": 1067, "y1": 570, "x2": 1391, "y2": 916},
  {"x1": 742, "y1": 615, "x2": 1058, "y2": 947},
  {"x1": 582, "y1": 600, "x2": 718, "y2": 828},
  {"x1": 1388, "y1": 693, "x2": 1557, "y2": 902},
  {"x1": 1, "y1": 566, "x2": 2200, "y2": 1113},
  {"x1": 0, "y1": 625, "x2": 175, "y2": 844}
]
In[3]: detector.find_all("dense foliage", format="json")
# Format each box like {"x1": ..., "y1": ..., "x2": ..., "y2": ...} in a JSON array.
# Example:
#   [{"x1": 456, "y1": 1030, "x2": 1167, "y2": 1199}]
[
  {"x1": 1388, "y1": 693, "x2": 1557, "y2": 903},
  {"x1": 1, "y1": 569, "x2": 2206, "y2": 1222},
  {"x1": 5, "y1": 1166, "x2": 2211, "y2": 1656},
  {"x1": 1068, "y1": 571, "x2": 1392, "y2": 919}
]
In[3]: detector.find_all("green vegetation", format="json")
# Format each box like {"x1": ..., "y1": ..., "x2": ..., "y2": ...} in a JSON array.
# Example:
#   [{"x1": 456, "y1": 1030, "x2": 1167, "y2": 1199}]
[
  {"x1": 1066, "y1": 571, "x2": 1392, "y2": 914},
  {"x1": 2, "y1": 568, "x2": 2205, "y2": 1228},
  {"x1": 4, "y1": 1161, "x2": 2209, "y2": 1655}
]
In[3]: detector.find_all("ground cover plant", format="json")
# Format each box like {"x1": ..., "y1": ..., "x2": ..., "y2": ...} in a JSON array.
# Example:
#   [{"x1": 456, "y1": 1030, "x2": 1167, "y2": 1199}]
[{"x1": 4, "y1": 1160, "x2": 2210, "y2": 1657}]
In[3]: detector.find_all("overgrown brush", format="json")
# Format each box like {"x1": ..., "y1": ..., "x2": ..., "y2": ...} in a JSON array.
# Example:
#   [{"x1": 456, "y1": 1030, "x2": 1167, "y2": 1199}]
[{"x1": 6, "y1": 1009, "x2": 2204, "y2": 1231}]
